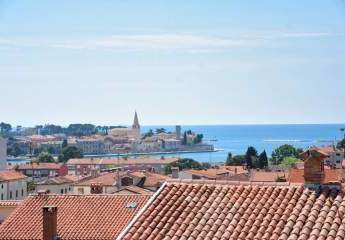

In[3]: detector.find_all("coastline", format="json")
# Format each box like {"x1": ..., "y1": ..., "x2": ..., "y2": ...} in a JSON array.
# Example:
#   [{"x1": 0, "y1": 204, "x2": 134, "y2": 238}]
[{"x1": 84, "y1": 148, "x2": 224, "y2": 158}]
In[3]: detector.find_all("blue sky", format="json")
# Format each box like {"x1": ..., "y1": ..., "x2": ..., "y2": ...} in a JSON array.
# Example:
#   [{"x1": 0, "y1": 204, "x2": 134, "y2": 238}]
[{"x1": 1, "y1": 0, "x2": 345, "y2": 126}]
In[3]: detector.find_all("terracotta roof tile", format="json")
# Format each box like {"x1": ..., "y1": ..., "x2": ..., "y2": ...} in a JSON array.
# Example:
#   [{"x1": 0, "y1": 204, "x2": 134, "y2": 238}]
[
  {"x1": 0, "y1": 200, "x2": 22, "y2": 207},
  {"x1": 16, "y1": 162, "x2": 62, "y2": 170},
  {"x1": 0, "y1": 194, "x2": 149, "y2": 239},
  {"x1": 120, "y1": 181, "x2": 345, "y2": 240},
  {"x1": 0, "y1": 170, "x2": 27, "y2": 181}
]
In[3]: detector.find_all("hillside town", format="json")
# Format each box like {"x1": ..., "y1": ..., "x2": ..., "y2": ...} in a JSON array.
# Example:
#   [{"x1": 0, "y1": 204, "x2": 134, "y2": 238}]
[
  {"x1": 1, "y1": 128, "x2": 345, "y2": 239},
  {"x1": 3, "y1": 112, "x2": 214, "y2": 158}
]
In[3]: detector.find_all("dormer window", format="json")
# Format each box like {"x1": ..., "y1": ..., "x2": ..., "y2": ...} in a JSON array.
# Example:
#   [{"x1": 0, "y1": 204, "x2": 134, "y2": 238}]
[{"x1": 121, "y1": 177, "x2": 133, "y2": 186}]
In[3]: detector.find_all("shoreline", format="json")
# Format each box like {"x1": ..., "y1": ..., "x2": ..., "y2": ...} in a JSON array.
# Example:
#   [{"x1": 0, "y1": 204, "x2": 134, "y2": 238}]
[{"x1": 84, "y1": 148, "x2": 224, "y2": 158}]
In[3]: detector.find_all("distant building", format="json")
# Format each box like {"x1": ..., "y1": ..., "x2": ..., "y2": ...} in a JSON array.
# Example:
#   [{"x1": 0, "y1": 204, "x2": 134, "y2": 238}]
[
  {"x1": 316, "y1": 146, "x2": 344, "y2": 168},
  {"x1": 0, "y1": 137, "x2": 7, "y2": 171},
  {"x1": 75, "y1": 138, "x2": 104, "y2": 154},
  {"x1": 66, "y1": 157, "x2": 178, "y2": 175},
  {"x1": 73, "y1": 170, "x2": 169, "y2": 194},
  {"x1": 36, "y1": 175, "x2": 85, "y2": 194},
  {"x1": 15, "y1": 163, "x2": 68, "y2": 181},
  {"x1": 0, "y1": 170, "x2": 28, "y2": 200}
]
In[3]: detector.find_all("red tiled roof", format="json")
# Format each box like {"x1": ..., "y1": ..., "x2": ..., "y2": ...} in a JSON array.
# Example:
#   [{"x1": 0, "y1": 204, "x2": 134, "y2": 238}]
[
  {"x1": 16, "y1": 162, "x2": 62, "y2": 170},
  {"x1": 0, "y1": 200, "x2": 22, "y2": 207},
  {"x1": 289, "y1": 169, "x2": 342, "y2": 183},
  {"x1": 114, "y1": 186, "x2": 154, "y2": 195},
  {"x1": 0, "y1": 194, "x2": 149, "y2": 240},
  {"x1": 121, "y1": 181, "x2": 345, "y2": 240},
  {"x1": 0, "y1": 170, "x2": 27, "y2": 181},
  {"x1": 67, "y1": 157, "x2": 178, "y2": 165},
  {"x1": 75, "y1": 172, "x2": 117, "y2": 186},
  {"x1": 75, "y1": 171, "x2": 170, "y2": 188},
  {"x1": 37, "y1": 175, "x2": 85, "y2": 185},
  {"x1": 250, "y1": 170, "x2": 288, "y2": 182}
]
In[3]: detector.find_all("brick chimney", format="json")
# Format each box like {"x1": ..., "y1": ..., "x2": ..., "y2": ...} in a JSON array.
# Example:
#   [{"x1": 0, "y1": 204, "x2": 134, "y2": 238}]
[
  {"x1": 301, "y1": 149, "x2": 328, "y2": 184},
  {"x1": 43, "y1": 206, "x2": 57, "y2": 240}
]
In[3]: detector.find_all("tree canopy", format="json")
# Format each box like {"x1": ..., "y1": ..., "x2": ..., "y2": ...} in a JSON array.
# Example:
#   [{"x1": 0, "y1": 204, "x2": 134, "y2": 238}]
[
  {"x1": 257, "y1": 150, "x2": 269, "y2": 169},
  {"x1": 279, "y1": 157, "x2": 301, "y2": 169},
  {"x1": 0, "y1": 122, "x2": 12, "y2": 136},
  {"x1": 271, "y1": 144, "x2": 303, "y2": 165},
  {"x1": 245, "y1": 146, "x2": 258, "y2": 169},
  {"x1": 164, "y1": 158, "x2": 202, "y2": 174},
  {"x1": 37, "y1": 152, "x2": 55, "y2": 163},
  {"x1": 58, "y1": 146, "x2": 83, "y2": 162}
]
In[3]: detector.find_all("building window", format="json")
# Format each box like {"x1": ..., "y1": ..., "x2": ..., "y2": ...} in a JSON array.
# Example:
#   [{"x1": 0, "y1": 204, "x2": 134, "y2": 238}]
[
  {"x1": 1, "y1": 184, "x2": 3, "y2": 189},
  {"x1": 9, "y1": 191, "x2": 12, "y2": 199},
  {"x1": 21, "y1": 189, "x2": 24, "y2": 196},
  {"x1": 60, "y1": 189, "x2": 64, "y2": 194},
  {"x1": 0, "y1": 193, "x2": 3, "y2": 200},
  {"x1": 121, "y1": 177, "x2": 134, "y2": 186},
  {"x1": 16, "y1": 190, "x2": 18, "y2": 198}
]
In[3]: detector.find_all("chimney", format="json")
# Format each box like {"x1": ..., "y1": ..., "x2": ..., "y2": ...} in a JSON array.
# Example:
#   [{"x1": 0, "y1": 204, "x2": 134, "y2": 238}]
[
  {"x1": 43, "y1": 206, "x2": 57, "y2": 240},
  {"x1": 90, "y1": 183, "x2": 103, "y2": 194},
  {"x1": 171, "y1": 167, "x2": 179, "y2": 179},
  {"x1": 302, "y1": 149, "x2": 327, "y2": 184}
]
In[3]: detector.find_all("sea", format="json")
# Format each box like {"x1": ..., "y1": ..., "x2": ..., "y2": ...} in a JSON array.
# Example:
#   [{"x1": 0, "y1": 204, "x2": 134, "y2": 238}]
[
  {"x1": 142, "y1": 124, "x2": 345, "y2": 164},
  {"x1": 8, "y1": 124, "x2": 345, "y2": 165}
]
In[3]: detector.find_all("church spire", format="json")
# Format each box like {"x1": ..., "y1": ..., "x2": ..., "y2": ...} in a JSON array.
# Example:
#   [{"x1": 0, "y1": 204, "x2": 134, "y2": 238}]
[{"x1": 132, "y1": 111, "x2": 140, "y2": 129}]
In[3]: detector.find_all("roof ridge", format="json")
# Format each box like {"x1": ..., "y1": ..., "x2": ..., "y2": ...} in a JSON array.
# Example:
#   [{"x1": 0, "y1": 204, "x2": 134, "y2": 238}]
[
  {"x1": 165, "y1": 179, "x2": 304, "y2": 187},
  {"x1": 116, "y1": 182, "x2": 168, "y2": 240}
]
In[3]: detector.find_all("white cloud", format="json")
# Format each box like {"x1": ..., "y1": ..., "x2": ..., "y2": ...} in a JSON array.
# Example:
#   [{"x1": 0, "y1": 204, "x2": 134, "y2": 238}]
[{"x1": 0, "y1": 31, "x2": 343, "y2": 52}]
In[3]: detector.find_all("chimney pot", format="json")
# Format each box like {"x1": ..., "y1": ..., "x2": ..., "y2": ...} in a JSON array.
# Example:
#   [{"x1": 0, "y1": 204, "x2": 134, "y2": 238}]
[{"x1": 43, "y1": 206, "x2": 57, "y2": 240}]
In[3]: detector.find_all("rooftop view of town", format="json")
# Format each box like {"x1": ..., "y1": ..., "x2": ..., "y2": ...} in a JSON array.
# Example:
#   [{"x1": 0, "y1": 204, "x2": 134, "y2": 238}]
[{"x1": 1, "y1": 1, "x2": 345, "y2": 240}]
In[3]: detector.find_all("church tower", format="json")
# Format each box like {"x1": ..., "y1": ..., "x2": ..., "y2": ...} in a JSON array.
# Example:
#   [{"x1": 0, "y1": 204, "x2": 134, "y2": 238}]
[{"x1": 132, "y1": 111, "x2": 141, "y2": 139}]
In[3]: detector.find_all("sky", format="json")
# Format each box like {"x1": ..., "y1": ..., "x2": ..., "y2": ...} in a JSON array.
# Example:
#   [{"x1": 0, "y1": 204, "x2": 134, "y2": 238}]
[{"x1": 0, "y1": 0, "x2": 345, "y2": 126}]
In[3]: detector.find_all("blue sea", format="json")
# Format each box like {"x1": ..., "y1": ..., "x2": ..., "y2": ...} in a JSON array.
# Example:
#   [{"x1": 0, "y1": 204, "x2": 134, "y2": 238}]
[
  {"x1": 142, "y1": 124, "x2": 345, "y2": 164},
  {"x1": 8, "y1": 124, "x2": 344, "y2": 165}
]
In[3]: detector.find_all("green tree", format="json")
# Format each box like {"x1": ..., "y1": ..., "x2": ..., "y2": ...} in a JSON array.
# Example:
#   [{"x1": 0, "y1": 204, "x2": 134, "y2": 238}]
[
  {"x1": 165, "y1": 158, "x2": 202, "y2": 174},
  {"x1": 279, "y1": 157, "x2": 301, "y2": 169},
  {"x1": 225, "y1": 152, "x2": 233, "y2": 166},
  {"x1": 182, "y1": 132, "x2": 188, "y2": 145},
  {"x1": 193, "y1": 134, "x2": 203, "y2": 144},
  {"x1": 62, "y1": 139, "x2": 68, "y2": 148},
  {"x1": 37, "y1": 152, "x2": 55, "y2": 163},
  {"x1": 245, "y1": 146, "x2": 258, "y2": 169},
  {"x1": 58, "y1": 146, "x2": 83, "y2": 162},
  {"x1": 0, "y1": 122, "x2": 12, "y2": 136},
  {"x1": 271, "y1": 144, "x2": 303, "y2": 165},
  {"x1": 337, "y1": 138, "x2": 345, "y2": 149},
  {"x1": 143, "y1": 129, "x2": 154, "y2": 139},
  {"x1": 258, "y1": 150, "x2": 268, "y2": 169},
  {"x1": 156, "y1": 128, "x2": 167, "y2": 134}
]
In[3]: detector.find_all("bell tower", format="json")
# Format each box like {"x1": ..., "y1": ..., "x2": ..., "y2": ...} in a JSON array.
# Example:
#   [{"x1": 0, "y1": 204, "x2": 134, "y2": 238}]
[{"x1": 132, "y1": 111, "x2": 141, "y2": 139}]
